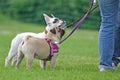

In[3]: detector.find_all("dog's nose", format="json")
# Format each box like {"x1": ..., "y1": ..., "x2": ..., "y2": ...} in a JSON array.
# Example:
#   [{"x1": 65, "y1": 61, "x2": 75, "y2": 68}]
[
  {"x1": 60, "y1": 19, "x2": 64, "y2": 22},
  {"x1": 60, "y1": 19, "x2": 63, "y2": 20},
  {"x1": 63, "y1": 21, "x2": 66, "y2": 24}
]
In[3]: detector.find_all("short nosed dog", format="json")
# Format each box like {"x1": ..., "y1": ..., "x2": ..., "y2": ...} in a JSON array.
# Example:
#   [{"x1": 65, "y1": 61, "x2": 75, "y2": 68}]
[
  {"x1": 5, "y1": 14, "x2": 66, "y2": 67},
  {"x1": 16, "y1": 27, "x2": 65, "y2": 70}
]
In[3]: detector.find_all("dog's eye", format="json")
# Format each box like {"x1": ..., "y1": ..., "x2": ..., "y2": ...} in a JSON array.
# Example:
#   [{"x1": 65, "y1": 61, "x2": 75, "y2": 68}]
[
  {"x1": 50, "y1": 28, "x2": 56, "y2": 34},
  {"x1": 53, "y1": 19, "x2": 58, "y2": 23},
  {"x1": 58, "y1": 25, "x2": 61, "y2": 27},
  {"x1": 58, "y1": 28, "x2": 61, "y2": 32}
]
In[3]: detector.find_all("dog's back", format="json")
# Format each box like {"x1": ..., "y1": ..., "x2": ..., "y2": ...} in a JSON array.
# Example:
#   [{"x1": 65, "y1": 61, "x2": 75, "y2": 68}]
[{"x1": 22, "y1": 35, "x2": 50, "y2": 59}]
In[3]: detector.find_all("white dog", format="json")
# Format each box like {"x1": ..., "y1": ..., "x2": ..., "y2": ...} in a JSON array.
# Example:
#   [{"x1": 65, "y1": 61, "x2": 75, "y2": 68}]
[
  {"x1": 5, "y1": 14, "x2": 66, "y2": 67},
  {"x1": 16, "y1": 27, "x2": 65, "y2": 70}
]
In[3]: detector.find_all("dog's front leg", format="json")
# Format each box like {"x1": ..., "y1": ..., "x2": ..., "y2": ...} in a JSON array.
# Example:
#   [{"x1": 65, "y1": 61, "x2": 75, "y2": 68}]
[
  {"x1": 50, "y1": 53, "x2": 58, "y2": 69},
  {"x1": 40, "y1": 60, "x2": 46, "y2": 69}
]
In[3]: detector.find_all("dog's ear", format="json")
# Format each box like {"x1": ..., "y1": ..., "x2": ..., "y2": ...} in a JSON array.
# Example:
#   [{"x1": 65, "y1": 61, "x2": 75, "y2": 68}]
[
  {"x1": 51, "y1": 14, "x2": 55, "y2": 18},
  {"x1": 50, "y1": 28, "x2": 56, "y2": 34},
  {"x1": 43, "y1": 14, "x2": 51, "y2": 24}
]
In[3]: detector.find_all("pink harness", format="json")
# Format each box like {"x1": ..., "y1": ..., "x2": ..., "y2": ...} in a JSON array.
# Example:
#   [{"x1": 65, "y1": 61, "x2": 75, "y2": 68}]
[{"x1": 44, "y1": 38, "x2": 59, "y2": 60}]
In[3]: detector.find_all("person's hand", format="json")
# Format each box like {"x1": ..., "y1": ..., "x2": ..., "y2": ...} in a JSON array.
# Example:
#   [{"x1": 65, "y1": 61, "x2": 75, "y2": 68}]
[{"x1": 93, "y1": 0, "x2": 96, "y2": 5}]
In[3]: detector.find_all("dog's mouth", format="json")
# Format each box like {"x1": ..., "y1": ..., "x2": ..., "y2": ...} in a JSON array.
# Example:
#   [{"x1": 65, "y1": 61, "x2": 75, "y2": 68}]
[{"x1": 58, "y1": 21, "x2": 66, "y2": 29}]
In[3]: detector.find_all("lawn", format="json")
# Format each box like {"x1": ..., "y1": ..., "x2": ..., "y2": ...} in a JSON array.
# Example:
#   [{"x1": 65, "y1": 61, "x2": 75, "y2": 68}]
[{"x1": 0, "y1": 14, "x2": 120, "y2": 80}]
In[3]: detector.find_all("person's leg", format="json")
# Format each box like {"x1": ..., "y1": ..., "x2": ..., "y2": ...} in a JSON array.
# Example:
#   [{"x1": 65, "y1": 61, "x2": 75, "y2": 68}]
[
  {"x1": 114, "y1": 0, "x2": 120, "y2": 57},
  {"x1": 98, "y1": 0, "x2": 119, "y2": 71},
  {"x1": 112, "y1": 0, "x2": 120, "y2": 66}
]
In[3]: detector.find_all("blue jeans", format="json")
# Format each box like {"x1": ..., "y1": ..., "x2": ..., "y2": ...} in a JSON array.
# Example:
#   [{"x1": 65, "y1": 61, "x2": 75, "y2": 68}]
[
  {"x1": 114, "y1": 1, "x2": 120, "y2": 57},
  {"x1": 98, "y1": 0, "x2": 119, "y2": 69}
]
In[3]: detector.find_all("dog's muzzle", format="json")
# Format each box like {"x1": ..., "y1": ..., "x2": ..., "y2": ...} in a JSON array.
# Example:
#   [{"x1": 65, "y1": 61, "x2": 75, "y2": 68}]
[{"x1": 59, "y1": 21, "x2": 66, "y2": 29}]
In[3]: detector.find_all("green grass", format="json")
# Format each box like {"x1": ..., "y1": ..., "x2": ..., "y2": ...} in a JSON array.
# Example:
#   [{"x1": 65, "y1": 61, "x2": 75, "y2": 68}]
[{"x1": 0, "y1": 14, "x2": 120, "y2": 80}]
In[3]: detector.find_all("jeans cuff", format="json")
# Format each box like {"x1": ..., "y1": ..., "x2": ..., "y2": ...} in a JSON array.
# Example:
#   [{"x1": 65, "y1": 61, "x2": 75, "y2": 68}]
[{"x1": 99, "y1": 64, "x2": 115, "y2": 70}]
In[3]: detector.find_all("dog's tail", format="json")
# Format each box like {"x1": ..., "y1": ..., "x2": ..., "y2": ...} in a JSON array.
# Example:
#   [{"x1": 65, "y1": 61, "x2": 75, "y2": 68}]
[{"x1": 23, "y1": 35, "x2": 32, "y2": 42}]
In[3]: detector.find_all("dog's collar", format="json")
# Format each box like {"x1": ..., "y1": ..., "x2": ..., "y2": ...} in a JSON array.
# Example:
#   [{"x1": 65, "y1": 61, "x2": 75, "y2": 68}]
[{"x1": 43, "y1": 38, "x2": 59, "y2": 61}]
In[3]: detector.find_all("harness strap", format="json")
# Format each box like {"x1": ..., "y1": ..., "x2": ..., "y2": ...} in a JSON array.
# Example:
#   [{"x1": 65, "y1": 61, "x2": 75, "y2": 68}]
[
  {"x1": 42, "y1": 38, "x2": 59, "y2": 61},
  {"x1": 59, "y1": 0, "x2": 96, "y2": 44}
]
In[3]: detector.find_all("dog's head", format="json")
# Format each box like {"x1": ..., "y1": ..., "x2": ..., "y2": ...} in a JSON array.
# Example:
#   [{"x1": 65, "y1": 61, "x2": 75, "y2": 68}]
[
  {"x1": 43, "y1": 14, "x2": 66, "y2": 31},
  {"x1": 46, "y1": 27, "x2": 65, "y2": 43}
]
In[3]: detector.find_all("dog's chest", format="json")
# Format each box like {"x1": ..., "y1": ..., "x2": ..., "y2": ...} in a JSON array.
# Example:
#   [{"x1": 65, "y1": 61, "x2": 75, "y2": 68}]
[{"x1": 34, "y1": 38, "x2": 59, "y2": 60}]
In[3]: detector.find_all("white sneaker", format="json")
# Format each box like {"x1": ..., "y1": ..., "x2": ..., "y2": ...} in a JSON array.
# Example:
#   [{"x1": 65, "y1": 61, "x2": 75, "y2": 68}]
[
  {"x1": 112, "y1": 63, "x2": 116, "y2": 68},
  {"x1": 99, "y1": 67, "x2": 106, "y2": 72},
  {"x1": 99, "y1": 65, "x2": 114, "y2": 72}
]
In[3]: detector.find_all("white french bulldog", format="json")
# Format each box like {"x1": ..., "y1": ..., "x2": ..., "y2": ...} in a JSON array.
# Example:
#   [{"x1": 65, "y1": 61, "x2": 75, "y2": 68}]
[{"x1": 5, "y1": 14, "x2": 66, "y2": 67}]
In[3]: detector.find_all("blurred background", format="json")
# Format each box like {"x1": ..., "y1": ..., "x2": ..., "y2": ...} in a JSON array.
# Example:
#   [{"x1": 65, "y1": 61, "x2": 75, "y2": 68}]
[
  {"x1": 0, "y1": 0, "x2": 100, "y2": 30},
  {"x1": 0, "y1": 1, "x2": 102, "y2": 79}
]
